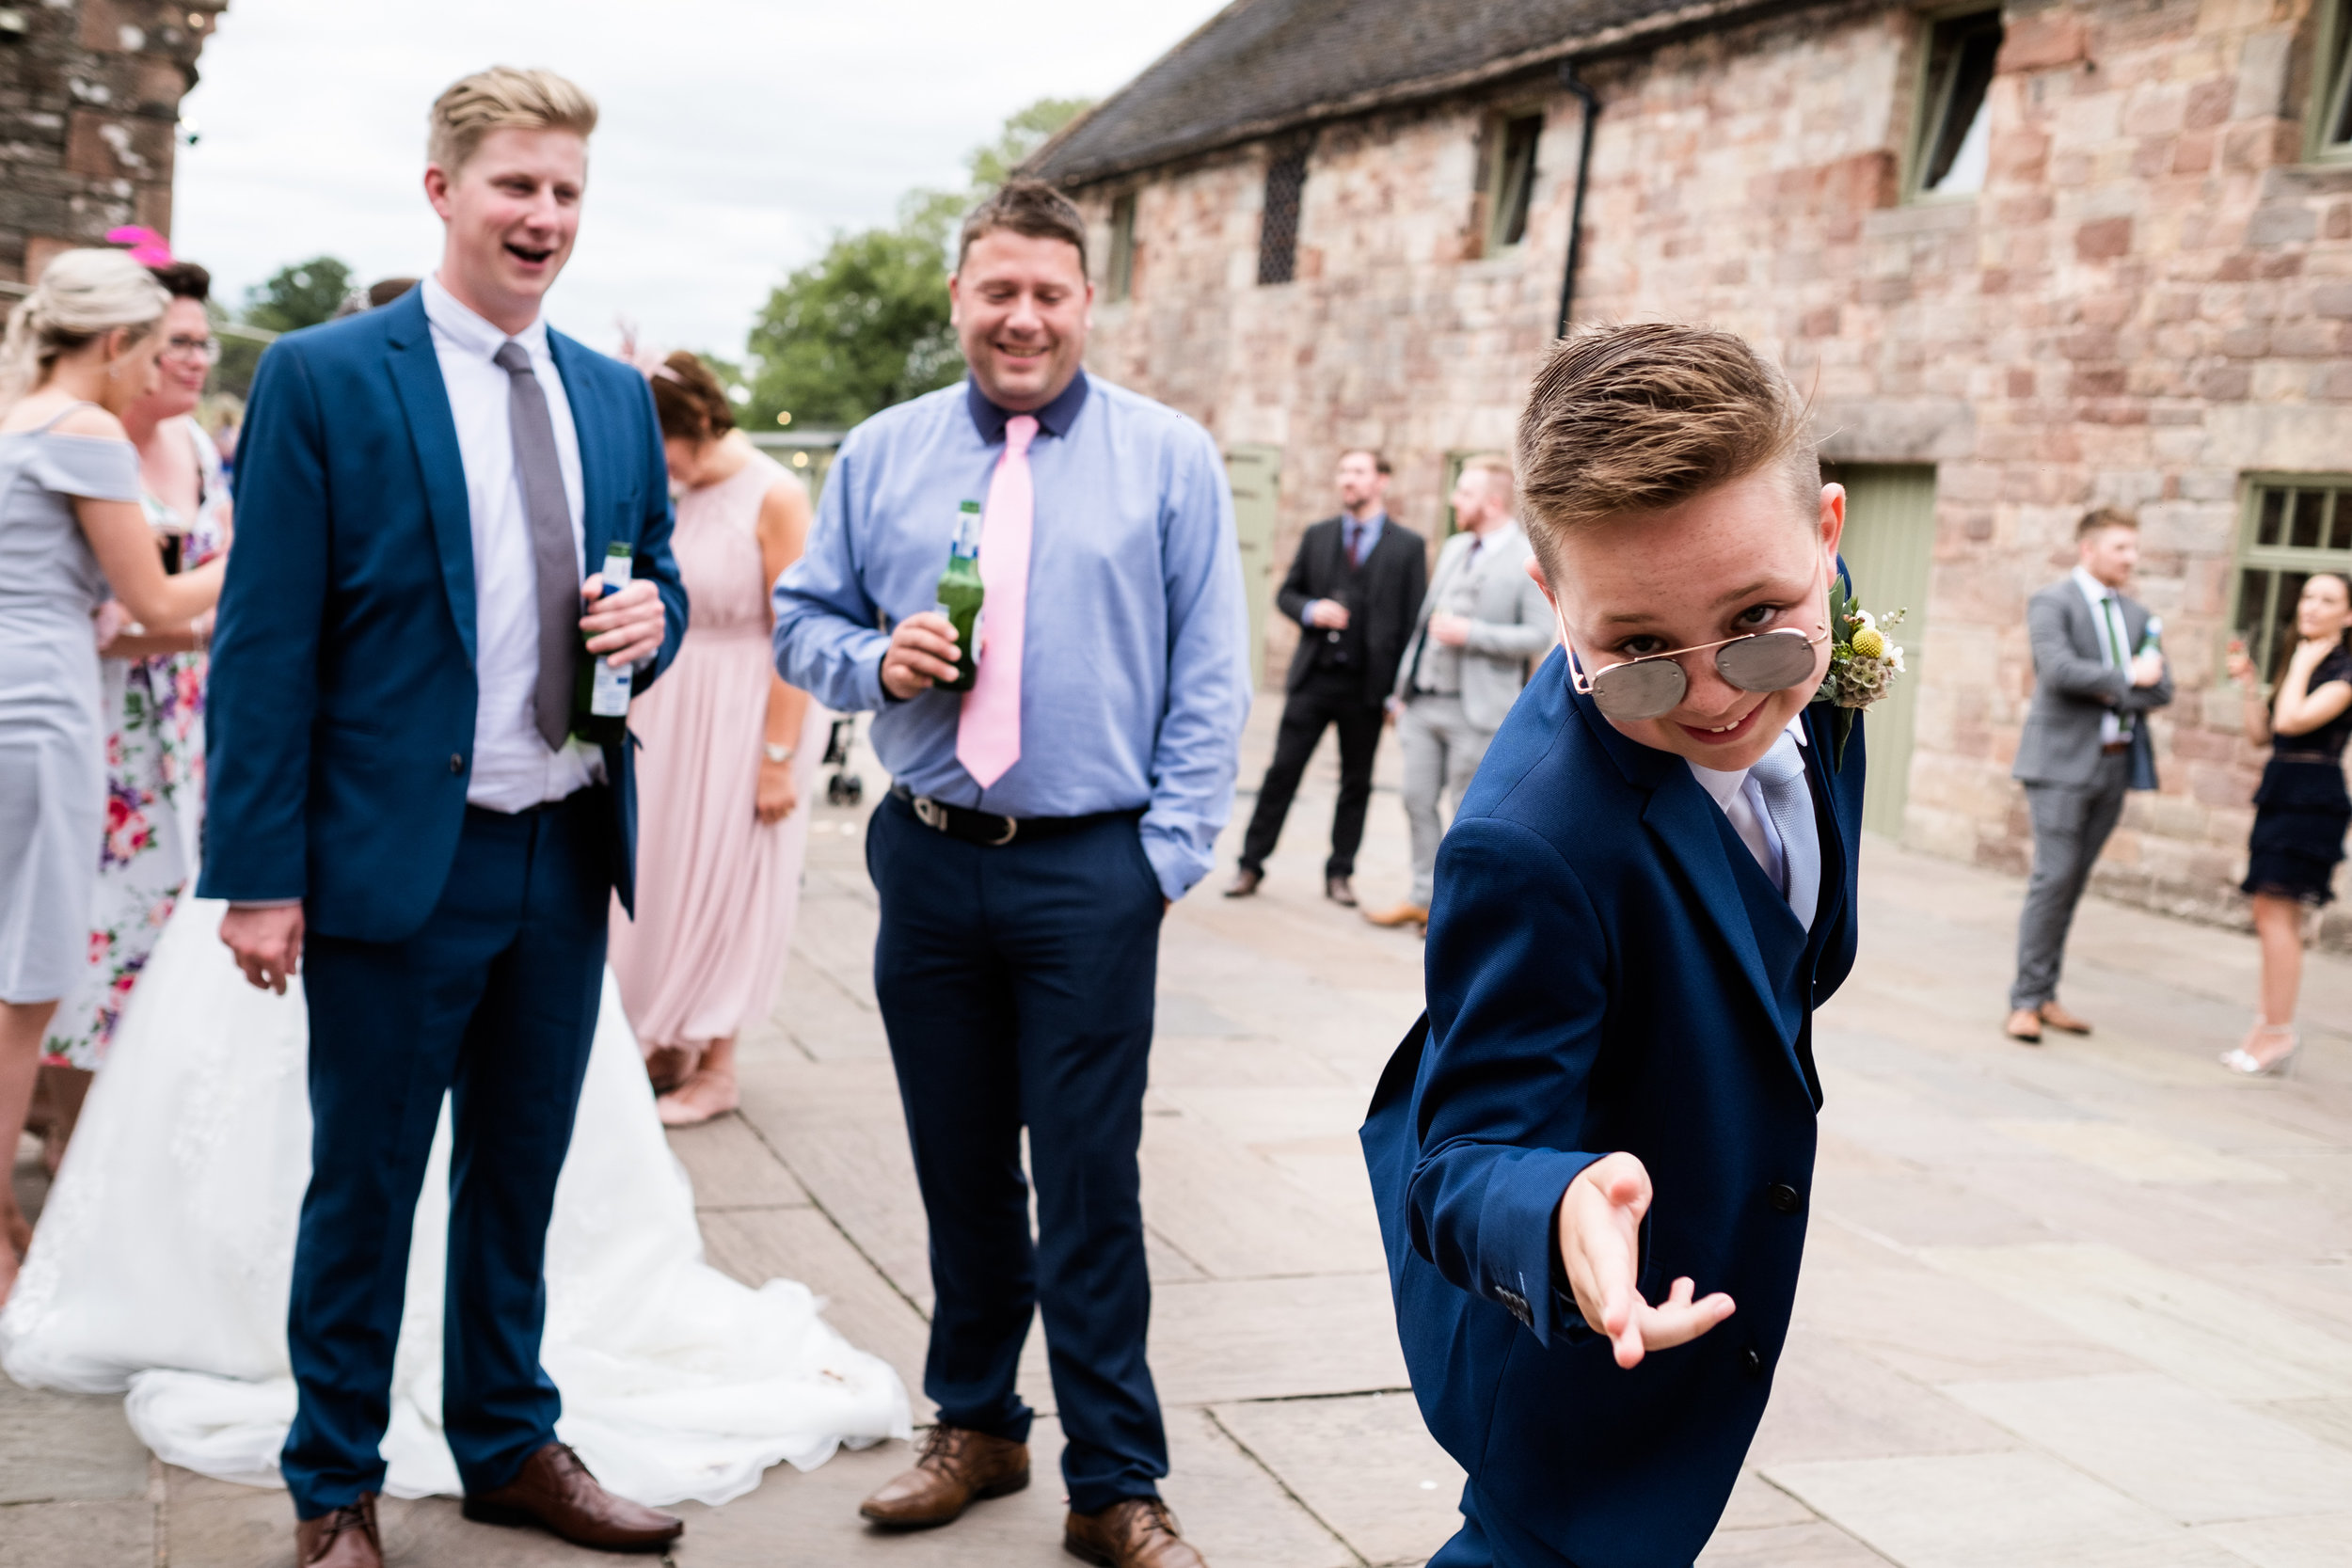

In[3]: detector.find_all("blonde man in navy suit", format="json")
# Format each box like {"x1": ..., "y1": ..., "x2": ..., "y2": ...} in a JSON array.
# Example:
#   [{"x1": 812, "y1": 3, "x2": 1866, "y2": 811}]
[{"x1": 1363, "y1": 325, "x2": 1867, "y2": 1568}]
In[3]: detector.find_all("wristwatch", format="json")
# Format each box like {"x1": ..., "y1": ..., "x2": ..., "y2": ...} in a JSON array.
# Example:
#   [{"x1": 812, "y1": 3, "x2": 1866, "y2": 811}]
[{"x1": 763, "y1": 743, "x2": 797, "y2": 765}]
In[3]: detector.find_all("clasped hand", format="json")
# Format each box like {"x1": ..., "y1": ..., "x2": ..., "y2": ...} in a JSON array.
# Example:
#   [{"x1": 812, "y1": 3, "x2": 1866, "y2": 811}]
[
  {"x1": 881, "y1": 611, "x2": 964, "y2": 700},
  {"x1": 581, "y1": 574, "x2": 665, "y2": 669},
  {"x1": 1555, "y1": 1152, "x2": 1736, "y2": 1370}
]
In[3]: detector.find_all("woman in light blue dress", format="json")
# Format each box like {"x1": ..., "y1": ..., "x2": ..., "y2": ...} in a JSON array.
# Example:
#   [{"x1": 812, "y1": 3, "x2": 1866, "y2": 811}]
[{"x1": 0, "y1": 249, "x2": 224, "y2": 1305}]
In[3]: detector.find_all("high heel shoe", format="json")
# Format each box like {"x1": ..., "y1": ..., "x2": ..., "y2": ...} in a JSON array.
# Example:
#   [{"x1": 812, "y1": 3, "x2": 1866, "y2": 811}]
[{"x1": 2220, "y1": 1022, "x2": 2300, "y2": 1077}]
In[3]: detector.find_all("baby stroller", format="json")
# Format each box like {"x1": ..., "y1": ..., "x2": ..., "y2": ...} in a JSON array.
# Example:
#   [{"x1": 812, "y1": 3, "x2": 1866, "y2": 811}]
[{"x1": 822, "y1": 715, "x2": 864, "y2": 807}]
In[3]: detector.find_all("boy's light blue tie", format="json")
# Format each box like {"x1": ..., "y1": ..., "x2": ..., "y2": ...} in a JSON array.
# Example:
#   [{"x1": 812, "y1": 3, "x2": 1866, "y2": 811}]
[{"x1": 1750, "y1": 736, "x2": 1820, "y2": 932}]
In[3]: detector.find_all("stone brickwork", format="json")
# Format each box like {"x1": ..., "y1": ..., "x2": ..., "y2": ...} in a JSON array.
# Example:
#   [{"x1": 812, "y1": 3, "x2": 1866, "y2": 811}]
[
  {"x1": 1069, "y1": 0, "x2": 2352, "y2": 934},
  {"x1": 0, "y1": 0, "x2": 225, "y2": 285}
]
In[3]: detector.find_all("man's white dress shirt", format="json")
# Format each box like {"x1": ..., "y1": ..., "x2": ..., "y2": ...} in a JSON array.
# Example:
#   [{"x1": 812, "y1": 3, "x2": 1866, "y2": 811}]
[
  {"x1": 421, "y1": 273, "x2": 598, "y2": 811},
  {"x1": 1688, "y1": 718, "x2": 1809, "y2": 892},
  {"x1": 2071, "y1": 564, "x2": 2130, "y2": 748}
]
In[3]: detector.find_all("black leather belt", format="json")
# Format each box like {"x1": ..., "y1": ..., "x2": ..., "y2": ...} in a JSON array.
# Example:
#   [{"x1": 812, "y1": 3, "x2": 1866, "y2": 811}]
[{"x1": 890, "y1": 784, "x2": 1138, "y2": 847}]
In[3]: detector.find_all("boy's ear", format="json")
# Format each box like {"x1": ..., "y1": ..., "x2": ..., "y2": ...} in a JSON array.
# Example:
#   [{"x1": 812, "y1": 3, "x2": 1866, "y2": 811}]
[{"x1": 1818, "y1": 483, "x2": 1847, "y2": 558}]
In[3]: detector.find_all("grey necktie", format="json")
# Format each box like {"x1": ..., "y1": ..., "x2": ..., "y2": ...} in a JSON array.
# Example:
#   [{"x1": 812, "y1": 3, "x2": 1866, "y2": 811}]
[
  {"x1": 493, "y1": 340, "x2": 579, "y2": 751},
  {"x1": 1750, "y1": 736, "x2": 1820, "y2": 931}
]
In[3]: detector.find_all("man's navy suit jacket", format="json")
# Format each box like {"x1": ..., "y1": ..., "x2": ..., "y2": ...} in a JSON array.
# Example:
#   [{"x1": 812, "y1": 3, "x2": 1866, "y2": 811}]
[
  {"x1": 197, "y1": 286, "x2": 688, "y2": 942},
  {"x1": 1361, "y1": 646, "x2": 1866, "y2": 1568}
]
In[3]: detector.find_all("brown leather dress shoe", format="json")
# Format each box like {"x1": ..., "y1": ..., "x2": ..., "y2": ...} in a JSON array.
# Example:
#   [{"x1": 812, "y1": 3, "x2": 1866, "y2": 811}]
[
  {"x1": 2038, "y1": 1000, "x2": 2093, "y2": 1034},
  {"x1": 2004, "y1": 1007, "x2": 2043, "y2": 1044},
  {"x1": 1363, "y1": 901, "x2": 1428, "y2": 929},
  {"x1": 1222, "y1": 867, "x2": 1263, "y2": 898},
  {"x1": 295, "y1": 1495, "x2": 381, "y2": 1568},
  {"x1": 1325, "y1": 874, "x2": 1357, "y2": 907},
  {"x1": 859, "y1": 1422, "x2": 1029, "y2": 1528},
  {"x1": 1065, "y1": 1497, "x2": 1207, "y2": 1567},
  {"x1": 462, "y1": 1441, "x2": 682, "y2": 1552}
]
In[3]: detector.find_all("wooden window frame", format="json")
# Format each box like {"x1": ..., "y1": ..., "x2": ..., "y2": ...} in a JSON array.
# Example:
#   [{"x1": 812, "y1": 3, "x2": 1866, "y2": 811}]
[
  {"x1": 1258, "y1": 144, "x2": 1310, "y2": 287},
  {"x1": 1106, "y1": 190, "x2": 1137, "y2": 303},
  {"x1": 2231, "y1": 473, "x2": 2352, "y2": 689},
  {"x1": 1470, "y1": 108, "x2": 1545, "y2": 258},
  {"x1": 1904, "y1": 5, "x2": 2005, "y2": 204},
  {"x1": 2309, "y1": 0, "x2": 2352, "y2": 163}
]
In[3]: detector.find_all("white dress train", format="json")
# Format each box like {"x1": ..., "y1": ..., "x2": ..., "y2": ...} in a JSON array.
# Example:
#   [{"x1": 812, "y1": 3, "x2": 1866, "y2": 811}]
[{"x1": 0, "y1": 897, "x2": 910, "y2": 1506}]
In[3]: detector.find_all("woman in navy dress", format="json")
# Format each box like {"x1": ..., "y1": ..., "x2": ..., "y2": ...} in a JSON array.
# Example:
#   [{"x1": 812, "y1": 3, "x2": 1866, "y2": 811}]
[{"x1": 2222, "y1": 571, "x2": 2352, "y2": 1076}]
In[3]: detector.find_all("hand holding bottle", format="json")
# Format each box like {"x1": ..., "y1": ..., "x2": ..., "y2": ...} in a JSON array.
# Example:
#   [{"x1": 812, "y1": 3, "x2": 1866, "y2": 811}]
[
  {"x1": 580, "y1": 573, "x2": 665, "y2": 668},
  {"x1": 881, "y1": 613, "x2": 963, "y2": 700}
]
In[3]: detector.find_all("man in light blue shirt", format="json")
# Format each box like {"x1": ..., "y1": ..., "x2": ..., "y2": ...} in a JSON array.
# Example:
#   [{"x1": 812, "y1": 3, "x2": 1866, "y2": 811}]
[{"x1": 772, "y1": 180, "x2": 1248, "y2": 1568}]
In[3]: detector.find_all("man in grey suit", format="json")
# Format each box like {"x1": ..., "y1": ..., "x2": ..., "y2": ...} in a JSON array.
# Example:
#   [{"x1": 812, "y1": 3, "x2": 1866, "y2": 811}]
[
  {"x1": 1365, "y1": 455, "x2": 1554, "y2": 929},
  {"x1": 2007, "y1": 507, "x2": 2173, "y2": 1042}
]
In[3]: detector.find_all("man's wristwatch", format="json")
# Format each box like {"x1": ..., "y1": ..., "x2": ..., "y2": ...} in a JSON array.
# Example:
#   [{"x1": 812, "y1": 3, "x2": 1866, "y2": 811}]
[{"x1": 763, "y1": 743, "x2": 797, "y2": 765}]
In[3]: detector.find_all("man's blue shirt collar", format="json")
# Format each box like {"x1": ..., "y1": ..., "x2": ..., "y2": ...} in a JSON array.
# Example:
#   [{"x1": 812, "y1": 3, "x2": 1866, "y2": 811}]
[{"x1": 965, "y1": 371, "x2": 1090, "y2": 445}]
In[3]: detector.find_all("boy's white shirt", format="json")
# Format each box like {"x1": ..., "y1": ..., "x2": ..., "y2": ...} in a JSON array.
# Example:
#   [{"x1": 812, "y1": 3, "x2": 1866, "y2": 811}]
[{"x1": 1686, "y1": 718, "x2": 1808, "y2": 890}]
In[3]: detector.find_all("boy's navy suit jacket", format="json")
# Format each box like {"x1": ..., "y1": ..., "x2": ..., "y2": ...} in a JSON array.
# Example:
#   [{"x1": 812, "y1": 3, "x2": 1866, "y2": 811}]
[
  {"x1": 197, "y1": 286, "x2": 689, "y2": 941},
  {"x1": 1361, "y1": 644, "x2": 1866, "y2": 1568}
]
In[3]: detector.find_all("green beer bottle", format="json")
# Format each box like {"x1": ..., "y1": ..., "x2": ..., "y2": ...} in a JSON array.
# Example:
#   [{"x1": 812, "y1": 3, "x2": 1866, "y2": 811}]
[
  {"x1": 935, "y1": 500, "x2": 983, "y2": 692},
  {"x1": 573, "y1": 541, "x2": 635, "y2": 747}
]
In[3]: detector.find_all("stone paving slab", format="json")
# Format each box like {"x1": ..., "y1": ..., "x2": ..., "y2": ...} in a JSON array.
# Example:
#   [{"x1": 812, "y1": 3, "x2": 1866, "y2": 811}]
[{"x1": 9, "y1": 705, "x2": 2352, "y2": 1564}]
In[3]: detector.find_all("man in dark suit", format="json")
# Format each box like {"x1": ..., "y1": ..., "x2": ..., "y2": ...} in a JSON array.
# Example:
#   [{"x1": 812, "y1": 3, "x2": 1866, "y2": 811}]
[
  {"x1": 200, "y1": 70, "x2": 689, "y2": 1566},
  {"x1": 2004, "y1": 507, "x2": 2173, "y2": 1042},
  {"x1": 1228, "y1": 449, "x2": 1426, "y2": 904},
  {"x1": 1362, "y1": 325, "x2": 1867, "y2": 1568}
]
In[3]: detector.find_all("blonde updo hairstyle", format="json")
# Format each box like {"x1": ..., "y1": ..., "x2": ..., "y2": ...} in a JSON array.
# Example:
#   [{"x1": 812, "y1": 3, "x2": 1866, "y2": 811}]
[{"x1": 0, "y1": 248, "x2": 171, "y2": 410}]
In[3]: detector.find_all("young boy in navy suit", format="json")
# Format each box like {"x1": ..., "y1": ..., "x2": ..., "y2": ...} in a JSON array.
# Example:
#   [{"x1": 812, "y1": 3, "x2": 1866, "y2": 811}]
[{"x1": 1362, "y1": 324, "x2": 1869, "y2": 1568}]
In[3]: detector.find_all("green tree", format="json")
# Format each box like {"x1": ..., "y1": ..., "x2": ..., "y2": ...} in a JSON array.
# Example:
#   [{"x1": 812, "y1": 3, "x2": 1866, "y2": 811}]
[
  {"x1": 740, "y1": 98, "x2": 1091, "y2": 432},
  {"x1": 208, "y1": 256, "x2": 356, "y2": 399},
  {"x1": 241, "y1": 256, "x2": 355, "y2": 333},
  {"x1": 966, "y1": 96, "x2": 1093, "y2": 188}
]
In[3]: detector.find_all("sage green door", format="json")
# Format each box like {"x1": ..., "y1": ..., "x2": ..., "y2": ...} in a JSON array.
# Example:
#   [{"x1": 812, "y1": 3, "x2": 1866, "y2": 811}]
[
  {"x1": 1225, "y1": 443, "x2": 1282, "y2": 689},
  {"x1": 1831, "y1": 464, "x2": 1936, "y2": 837}
]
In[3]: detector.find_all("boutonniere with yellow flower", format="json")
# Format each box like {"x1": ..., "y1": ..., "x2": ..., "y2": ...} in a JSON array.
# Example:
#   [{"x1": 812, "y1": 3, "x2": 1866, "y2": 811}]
[{"x1": 1815, "y1": 574, "x2": 1907, "y2": 770}]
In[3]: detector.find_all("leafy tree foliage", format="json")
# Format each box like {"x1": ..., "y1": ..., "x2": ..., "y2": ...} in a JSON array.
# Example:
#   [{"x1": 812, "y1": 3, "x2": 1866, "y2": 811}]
[
  {"x1": 209, "y1": 255, "x2": 356, "y2": 399},
  {"x1": 741, "y1": 98, "x2": 1091, "y2": 432},
  {"x1": 241, "y1": 257, "x2": 356, "y2": 333}
]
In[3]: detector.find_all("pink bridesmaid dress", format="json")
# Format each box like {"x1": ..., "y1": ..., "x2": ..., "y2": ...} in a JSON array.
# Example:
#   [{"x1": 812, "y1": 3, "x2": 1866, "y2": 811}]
[{"x1": 609, "y1": 451, "x2": 821, "y2": 1058}]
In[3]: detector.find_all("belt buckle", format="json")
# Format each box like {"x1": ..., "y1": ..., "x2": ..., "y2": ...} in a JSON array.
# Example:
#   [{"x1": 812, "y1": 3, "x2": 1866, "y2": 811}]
[
  {"x1": 912, "y1": 795, "x2": 949, "y2": 832},
  {"x1": 988, "y1": 815, "x2": 1019, "y2": 847}
]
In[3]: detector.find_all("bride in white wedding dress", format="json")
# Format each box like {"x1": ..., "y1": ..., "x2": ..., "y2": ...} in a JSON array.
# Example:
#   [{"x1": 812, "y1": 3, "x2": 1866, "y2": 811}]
[{"x1": 0, "y1": 897, "x2": 909, "y2": 1506}]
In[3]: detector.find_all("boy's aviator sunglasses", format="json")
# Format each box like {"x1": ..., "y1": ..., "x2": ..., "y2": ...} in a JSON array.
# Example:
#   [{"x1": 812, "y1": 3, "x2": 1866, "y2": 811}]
[{"x1": 1570, "y1": 620, "x2": 1830, "y2": 722}]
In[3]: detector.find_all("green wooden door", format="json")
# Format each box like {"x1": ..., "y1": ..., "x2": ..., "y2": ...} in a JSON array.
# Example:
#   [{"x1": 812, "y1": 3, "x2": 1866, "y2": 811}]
[
  {"x1": 1225, "y1": 443, "x2": 1283, "y2": 689},
  {"x1": 1831, "y1": 464, "x2": 1937, "y2": 837}
]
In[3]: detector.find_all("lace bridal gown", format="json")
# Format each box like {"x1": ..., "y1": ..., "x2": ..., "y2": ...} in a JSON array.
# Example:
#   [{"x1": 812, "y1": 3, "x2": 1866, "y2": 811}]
[{"x1": 0, "y1": 898, "x2": 910, "y2": 1505}]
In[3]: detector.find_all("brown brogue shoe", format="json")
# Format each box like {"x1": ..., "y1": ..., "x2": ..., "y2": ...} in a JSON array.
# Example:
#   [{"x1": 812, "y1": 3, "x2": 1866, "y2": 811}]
[
  {"x1": 1363, "y1": 901, "x2": 1428, "y2": 929},
  {"x1": 1065, "y1": 1497, "x2": 1207, "y2": 1567},
  {"x1": 859, "y1": 1423, "x2": 1029, "y2": 1528},
  {"x1": 294, "y1": 1495, "x2": 381, "y2": 1568},
  {"x1": 2004, "y1": 1007, "x2": 2043, "y2": 1044},
  {"x1": 462, "y1": 1441, "x2": 682, "y2": 1553}
]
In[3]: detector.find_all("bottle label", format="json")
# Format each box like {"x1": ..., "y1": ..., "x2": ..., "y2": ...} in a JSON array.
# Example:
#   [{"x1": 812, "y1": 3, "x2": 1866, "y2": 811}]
[{"x1": 589, "y1": 546, "x2": 635, "y2": 717}]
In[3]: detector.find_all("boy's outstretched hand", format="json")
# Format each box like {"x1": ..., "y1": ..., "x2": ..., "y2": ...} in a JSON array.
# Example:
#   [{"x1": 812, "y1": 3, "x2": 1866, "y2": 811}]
[{"x1": 1556, "y1": 1152, "x2": 1737, "y2": 1369}]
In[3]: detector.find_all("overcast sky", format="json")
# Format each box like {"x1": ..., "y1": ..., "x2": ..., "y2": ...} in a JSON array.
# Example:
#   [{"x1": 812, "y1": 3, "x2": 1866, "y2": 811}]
[{"x1": 172, "y1": 0, "x2": 1218, "y2": 358}]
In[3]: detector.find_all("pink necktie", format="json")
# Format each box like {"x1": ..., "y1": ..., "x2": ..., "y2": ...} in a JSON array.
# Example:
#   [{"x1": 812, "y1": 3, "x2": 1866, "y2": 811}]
[{"x1": 956, "y1": 415, "x2": 1036, "y2": 788}]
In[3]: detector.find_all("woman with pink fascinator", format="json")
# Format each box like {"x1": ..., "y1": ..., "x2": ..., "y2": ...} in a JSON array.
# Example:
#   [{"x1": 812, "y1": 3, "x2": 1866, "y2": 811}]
[{"x1": 607, "y1": 347, "x2": 819, "y2": 1125}]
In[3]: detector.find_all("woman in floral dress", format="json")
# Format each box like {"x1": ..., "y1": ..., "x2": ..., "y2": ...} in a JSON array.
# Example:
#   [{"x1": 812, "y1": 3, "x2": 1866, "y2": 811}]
[{"x1": 37, "y1": 260, "x2": 229, "y2": 1148}]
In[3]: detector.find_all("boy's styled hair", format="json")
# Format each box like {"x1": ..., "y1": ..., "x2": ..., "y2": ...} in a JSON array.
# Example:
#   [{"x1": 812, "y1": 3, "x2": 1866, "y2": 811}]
[
  {"x1": 428, "y1": 67, "x2": 598, "y2": 175},
  {"x1": 959, "y1": 179, "x2": 1089, "y2": 277},
  {"x1": 2076, "y1": 505, "x2": 2137, "y2": 540},
  {"x1": 1516, "y1": 323, "x2": 1819, "y2": 576}
]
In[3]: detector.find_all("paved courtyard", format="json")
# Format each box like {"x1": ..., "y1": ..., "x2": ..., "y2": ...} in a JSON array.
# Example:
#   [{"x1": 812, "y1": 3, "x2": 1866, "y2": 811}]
[{"x1": 7, "y1": 708, "x2": 2352, "y2": 1566}]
